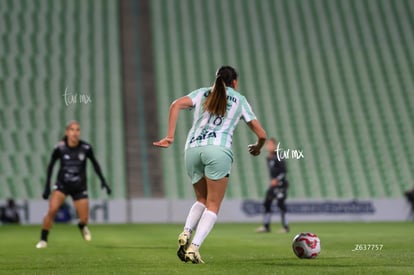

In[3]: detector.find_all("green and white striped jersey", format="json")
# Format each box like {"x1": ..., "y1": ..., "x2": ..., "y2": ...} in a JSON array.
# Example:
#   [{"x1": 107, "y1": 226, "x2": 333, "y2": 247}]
[{"x1": 185, "y1": 87, "x2": 257, "y2": 150}]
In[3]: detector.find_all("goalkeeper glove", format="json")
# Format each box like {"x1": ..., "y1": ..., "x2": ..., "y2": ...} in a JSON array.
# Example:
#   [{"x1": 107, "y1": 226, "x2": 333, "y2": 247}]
[{"x1": 101, "y1": 182, "x2": 112, "y2": 195}]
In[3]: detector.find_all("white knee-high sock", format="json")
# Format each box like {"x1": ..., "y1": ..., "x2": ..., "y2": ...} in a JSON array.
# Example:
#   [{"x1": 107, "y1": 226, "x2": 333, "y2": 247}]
[
  {"x1": 184, "y1": 201, "x2": 206, "y2": 234},
  {"x1": 191, "y1": 210, "x2": 217, "y2": 249},
  {"x1": 263, "y1": 212, "x2": 272, "y2": 226}
]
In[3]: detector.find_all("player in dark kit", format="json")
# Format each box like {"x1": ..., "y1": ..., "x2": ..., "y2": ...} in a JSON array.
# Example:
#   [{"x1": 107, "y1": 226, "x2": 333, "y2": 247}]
[
  {"x1": 256, "y1": 138, "x2": 289, "y2": 233},
  {"x1": 35, "y1": 121, "x2": 111, "y2": 249}
]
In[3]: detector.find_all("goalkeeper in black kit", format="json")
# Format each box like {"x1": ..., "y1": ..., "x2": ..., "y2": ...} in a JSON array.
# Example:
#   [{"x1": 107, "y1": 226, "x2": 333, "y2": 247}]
[
  {"x1": 36, "y1": 121, "x2": 111, "y2": 248},
  {"x1": 256, "y1": 138, "x2": 289, "y2": 233}
]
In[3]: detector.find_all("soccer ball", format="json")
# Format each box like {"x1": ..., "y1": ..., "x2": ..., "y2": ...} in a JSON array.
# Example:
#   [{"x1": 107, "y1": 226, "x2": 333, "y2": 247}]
[{"x1": 292, "y1": 232, "x2": 321, "y2": 259}]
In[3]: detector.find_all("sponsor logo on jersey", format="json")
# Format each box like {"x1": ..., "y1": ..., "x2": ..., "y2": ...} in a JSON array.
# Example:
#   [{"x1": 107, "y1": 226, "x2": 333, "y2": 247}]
[
  {"x1": 203, "y1": 90, "x2": 238, "y2": 103},
  {"x1": 189, "y1": 130, "x2": 217, "y2": 144}
]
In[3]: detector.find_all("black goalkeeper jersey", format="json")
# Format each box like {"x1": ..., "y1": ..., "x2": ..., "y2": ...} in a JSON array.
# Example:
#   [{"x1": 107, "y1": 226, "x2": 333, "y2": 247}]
[
  {"x1": 45, "y1": 139, "x2": 105, "y2": 189},
  {"x1": 267, "y1": 153, "x2": 288, "y2": 188}
]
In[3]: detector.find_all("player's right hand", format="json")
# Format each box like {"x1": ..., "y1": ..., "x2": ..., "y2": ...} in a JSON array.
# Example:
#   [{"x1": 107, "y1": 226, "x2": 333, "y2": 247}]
[
  {"x1": 42, "y1": 186, "x2": 51, "y2": 200},
  {"x1": 153, "y1": 137, "x2": 174, "y2": 148}
]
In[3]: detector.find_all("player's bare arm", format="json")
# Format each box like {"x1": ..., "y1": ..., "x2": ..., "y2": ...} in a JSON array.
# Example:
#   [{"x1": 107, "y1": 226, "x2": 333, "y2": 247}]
[
  {"x1": 247, "y1": 119, "x2": 266, "y2": 156},
  {"x1": 153, "y1": 96, "x2": 193, "y2": 148}
]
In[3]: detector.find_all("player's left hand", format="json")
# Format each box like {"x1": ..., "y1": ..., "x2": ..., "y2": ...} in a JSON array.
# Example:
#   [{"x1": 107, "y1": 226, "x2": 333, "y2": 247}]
[
  {"x1": 248, "y1": 144, "x2": 261, "y2": 156},
  {"x1": 153, "y1": 137, "x2": 174, "y2": 148},
  {"x1": 101, "y1": 182, "x2": 112, "y2": 195}
]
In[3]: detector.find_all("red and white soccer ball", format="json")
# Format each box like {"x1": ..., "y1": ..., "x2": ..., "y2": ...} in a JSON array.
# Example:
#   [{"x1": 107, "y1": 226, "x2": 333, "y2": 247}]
[{"x1": 292, "y1": 232, "x2": 321, "y2": 259}]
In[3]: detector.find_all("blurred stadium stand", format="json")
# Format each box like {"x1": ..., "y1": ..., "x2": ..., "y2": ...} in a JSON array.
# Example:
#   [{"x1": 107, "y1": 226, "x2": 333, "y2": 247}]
[
  {"x1": 0, "y1": 0, "x2": 126, "y2": 199},
  {"x1": 0, "y1": 0, "x2": 413, "y2": 201},
  {"x1": 150, "y1": 0, "x2": 414, "y2": 199},
  {"x1": 120, "y1": 0, "x2": 164, "y2": 198}
]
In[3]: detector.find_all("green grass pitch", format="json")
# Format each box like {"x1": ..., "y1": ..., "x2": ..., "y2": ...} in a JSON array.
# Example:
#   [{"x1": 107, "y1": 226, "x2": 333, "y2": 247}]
[{"x1": 0, "y1": 222, "x2": 413, "y2": 274}]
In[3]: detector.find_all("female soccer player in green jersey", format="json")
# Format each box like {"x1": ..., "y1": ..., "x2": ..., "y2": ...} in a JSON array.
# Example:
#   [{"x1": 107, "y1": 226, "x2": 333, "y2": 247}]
[{"x1": 154, "y1": 66, "x2": 267, "y2": 263}]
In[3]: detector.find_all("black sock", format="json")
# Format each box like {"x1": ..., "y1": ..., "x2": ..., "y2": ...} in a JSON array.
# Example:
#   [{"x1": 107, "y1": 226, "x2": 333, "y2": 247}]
[
  {"x1": 41, "y1": 229, "x2": 49, "y2": 242},
  {"x1": 281, "y1": 210, "x2": 288, "y2": 229},
  {"x1": 78, "y1": 222, "x2": 86, "y2": 230}
]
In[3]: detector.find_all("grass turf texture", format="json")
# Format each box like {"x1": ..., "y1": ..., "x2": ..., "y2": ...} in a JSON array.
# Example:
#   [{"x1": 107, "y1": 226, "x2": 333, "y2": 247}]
[{"x1": 0, "y1": 222, "x2": 413, "y2": 274}]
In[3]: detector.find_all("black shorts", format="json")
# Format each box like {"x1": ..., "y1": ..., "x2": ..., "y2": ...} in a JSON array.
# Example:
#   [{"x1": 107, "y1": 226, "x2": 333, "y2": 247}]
[
  {"x1": 266, "y1": 185, "x2": 288, "y2": 201},
  {"x1": 53, "y1": 182, "x2": 88, "y2": 201}
]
